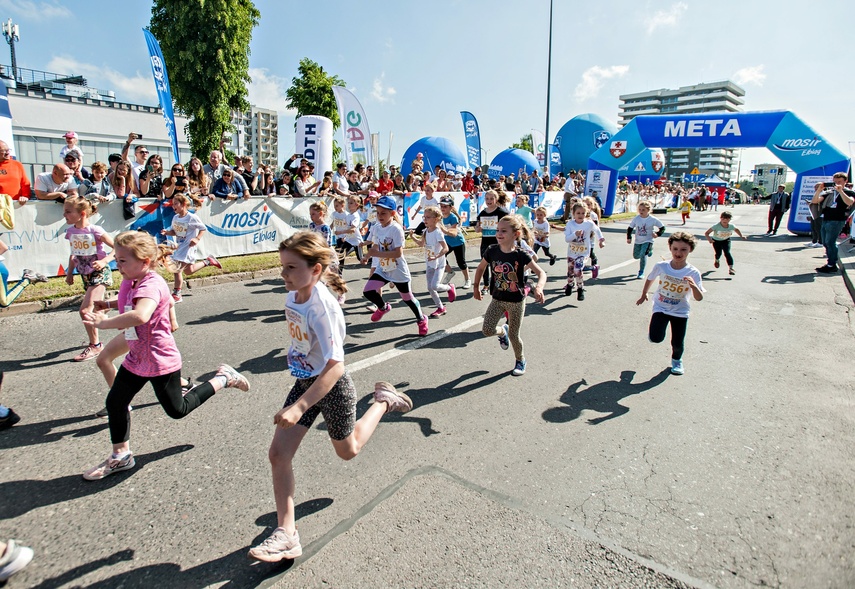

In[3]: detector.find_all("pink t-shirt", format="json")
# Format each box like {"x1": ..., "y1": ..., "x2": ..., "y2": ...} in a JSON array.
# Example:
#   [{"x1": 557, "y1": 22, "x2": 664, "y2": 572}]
[
  {"x1": 118, "y1": 272, "x2": 182, "y2": 377},
  {"x1": 65, "y1": 225, "x2": 108, "y2": 275}
]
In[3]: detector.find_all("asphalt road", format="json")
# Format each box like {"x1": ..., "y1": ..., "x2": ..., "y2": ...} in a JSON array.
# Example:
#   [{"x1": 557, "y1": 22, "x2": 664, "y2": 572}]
[{"x1": 1, "y1": 204, "x2": 853, "y2": 589}]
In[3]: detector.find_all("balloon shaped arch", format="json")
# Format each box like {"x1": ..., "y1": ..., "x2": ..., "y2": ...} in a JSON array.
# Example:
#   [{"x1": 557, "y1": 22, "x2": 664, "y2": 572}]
[{"x1": 586, "y1": 111, "x2": 849, "y2": 233}]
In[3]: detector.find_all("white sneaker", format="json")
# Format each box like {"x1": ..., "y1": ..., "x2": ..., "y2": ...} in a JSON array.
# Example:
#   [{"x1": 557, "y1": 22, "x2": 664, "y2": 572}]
[
  {"x1": 248, "y1": 527, "x2": 302, "y2": 562},
  {"x1": 0, "y1": 539, "x2": 34, "y2": 581},
  {"x1": 462, "y1": 279, "x2": 472, "y2": 289}
]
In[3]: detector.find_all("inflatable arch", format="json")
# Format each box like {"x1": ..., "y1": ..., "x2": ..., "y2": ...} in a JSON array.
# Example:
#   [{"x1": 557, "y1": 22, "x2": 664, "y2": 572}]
[{"x1": 586, "y1": 111, "x2": 850, "y2": 233}]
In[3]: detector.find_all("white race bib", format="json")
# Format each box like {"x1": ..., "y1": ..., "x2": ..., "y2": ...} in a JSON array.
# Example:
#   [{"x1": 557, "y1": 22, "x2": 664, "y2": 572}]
[
  {"x1": 714, "y1": 230, "x2": 732, "y2": 240},
  {"x1": 70, "y1": 233, "x2": 97, "y2": 257},
  {"x1": 123, "y1": 304, "x2": 138, "y2": 341},
  {"x1": 285, "y1": 307, "x2": 310, "y2": 355},
  {"x1": 569, "y1": 242, "x2": 587, "y2": 255},
  {"x1": 379, "y1": 256, "x2": 396, "y2": 271},
  {"x1": 173, "y1": 222, "x2": 188, "y2": 239},
  {"x1": 656, "y1": 274, "x2": 690, "y2": 305}
]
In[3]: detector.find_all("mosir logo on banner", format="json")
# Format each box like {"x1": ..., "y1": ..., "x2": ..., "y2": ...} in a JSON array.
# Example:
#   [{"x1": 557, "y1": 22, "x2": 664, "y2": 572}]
[
  {"x1": 773, "y1": 137, "x2": 822, "y2": 157},
  {"x1": 207, "y1": 204, "x2": 276, "y2": 244}
]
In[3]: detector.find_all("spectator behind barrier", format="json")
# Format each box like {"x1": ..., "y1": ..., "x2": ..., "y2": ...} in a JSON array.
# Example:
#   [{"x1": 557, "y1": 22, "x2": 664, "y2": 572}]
[
  {"x1": 34, "y1": 164, "x2": 78, "y2": 202},
  {"x1": 0, "y1": 140, "x2": 32, "y2": 202}
]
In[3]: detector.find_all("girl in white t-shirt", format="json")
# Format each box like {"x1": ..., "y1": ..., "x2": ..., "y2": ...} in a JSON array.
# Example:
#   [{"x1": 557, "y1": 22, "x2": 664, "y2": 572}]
[
  {"x1": 247, "y1": 231, "x2": 413, "y2": 564},
  {"x1": 362, "y1": 196, "x2": 430, "y2": 336},
  {"x1": 330, "y1": 197, "x2": 349, "y2": 254},
  {"x1": 410, "y1": 206, "x2": 456, "y2": 318},
  {"x1": 335, "y1": 196, "x2": 364, "y2": 270},
  {"x1": 636, "y1": 231, "x2": 705, "y2": 376},
  {"x1": 409, "y1": 182, "x2": 440, "y2": 236},
  {"x1": 562, "y1": 203, "x2": 604, "y2": 302},
  {"x1": 532, "y1": 206, "x2": 557, "y2": 266},
  {"x1": 160, "y1": 193, "x2": 221, "y2": 303},
  {"x1": 63, "y1": 197, "x2": 115, "y2": 362}
]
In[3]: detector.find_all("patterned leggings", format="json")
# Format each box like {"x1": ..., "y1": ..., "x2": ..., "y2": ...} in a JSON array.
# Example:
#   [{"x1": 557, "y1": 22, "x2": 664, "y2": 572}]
[
  {"x1": 482, "y1": 298, "x2": 526, "y2": 361},
  {"x1": 567, "y1": 255, "x2": 586, "y2": 287}
]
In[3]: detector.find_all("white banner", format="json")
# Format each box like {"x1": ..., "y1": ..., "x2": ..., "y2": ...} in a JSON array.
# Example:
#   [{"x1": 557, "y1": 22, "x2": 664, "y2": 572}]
[
  {"x1": 795, "y1": 175, "x2": 830, "y2": 224},
  {"x1": 531, "y1": 129, "x2": 546, "y2": 168},
  {"x1": 2, "y1": 197, "x2": 336, "y2": 279},
  {"x1": 295, "y1": 115, "x2": 333, "y2": 182},
  {"x1": 332, "y1": 86, "x2": 372, "y2": 169}
]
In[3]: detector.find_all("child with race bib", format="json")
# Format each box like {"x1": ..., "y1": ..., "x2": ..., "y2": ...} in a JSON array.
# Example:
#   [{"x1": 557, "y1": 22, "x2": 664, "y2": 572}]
[
  {"x1": 562, "y1": 203, "x2": 604, "y2": 301},
  {"x1": 636, "y1": 231, "x2": 705, "y2": 376},
  {"x1": 473, "y1": 215, "x2": 546, "y2": 376},
  {"x1": 161, "y1": 193, "x2": 221, "y2": 303},
  {"x1": 63, "y1": 196, "x2": 115, "y2": 362},
  {"x1": 704, "y1": 210, "x2": 745, "y2": 275},
  {"x1": 438, "y1": 196, "x2": 471, "y2": 288},
  {"x1": 336, "y1": 196, "x2": 364, "y2": 270},
  {"x1": 80, "y1": 231, "x2": 250, "y2": 480},
  {"x1": 627, "y1": 199, "x2": 665, "y2": 279},
  {"x1": 247, "y1": 231, "x2": 413, "y2": 563},
  {"x1": 362, "y1": 196, "x2": 430, "y2": 336},
  {"x1": 309, "y1": 201, "x2": 348, "y2": 305},
  {"x1": 532, "y1": 206, "x2": 557, "y2": 266},
  {"x1": 410, "y1": 206, "x2": 456, "y2": 318},
  {"x1": 475, "y1": 190, "x2": 510, "y2": 296}
]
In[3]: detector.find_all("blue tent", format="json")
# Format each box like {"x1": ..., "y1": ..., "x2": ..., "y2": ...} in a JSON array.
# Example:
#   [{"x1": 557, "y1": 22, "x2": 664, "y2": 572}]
[
  {"x1": 400, "y1": 137, "x2": 468, "y2": 176},
  {"x1": 488, "y1": 148, "x2": 541, "y2": 180}
]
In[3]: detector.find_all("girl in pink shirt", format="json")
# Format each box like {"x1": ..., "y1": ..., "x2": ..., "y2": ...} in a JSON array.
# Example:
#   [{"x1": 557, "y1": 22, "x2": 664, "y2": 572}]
[{"x1": 80, "y1": 231, "x2": 251, "y2": 481}]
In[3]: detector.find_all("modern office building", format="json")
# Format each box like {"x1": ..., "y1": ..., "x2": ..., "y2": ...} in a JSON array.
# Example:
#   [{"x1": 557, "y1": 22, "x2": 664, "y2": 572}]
[
  {"x1": 618, "y1": 80, "x2": 746, "y2": 182},
  {"x1": 225, "y1": 105, "x2": 278, "y2": 168}
]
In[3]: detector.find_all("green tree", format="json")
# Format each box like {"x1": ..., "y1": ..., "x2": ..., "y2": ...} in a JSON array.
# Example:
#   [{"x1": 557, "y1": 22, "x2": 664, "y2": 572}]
[
  {"x1": 285, "y1": 58, "x2": 346, "y2": 161},
  {"x1": 512, "y1": 134, "x2": 534, "y2": 153},
  {"x1": 149, "y1": 0, "x2": 260, "y2": 158}
]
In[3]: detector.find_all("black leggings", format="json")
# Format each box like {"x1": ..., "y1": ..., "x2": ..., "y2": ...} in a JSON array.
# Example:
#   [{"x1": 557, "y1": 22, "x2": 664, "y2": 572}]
[
  {"x1": 445, "y1": 243, "x2": 468, "y2": 270},
  {"x1": 106, "y1": 365, "x2": 216, "y2": 444},
  {"x1": 480, "y1": 237, "x2": 497, "y2": 285},
  {"x1": 533, "y1": 244, "x2": 554, "y2": 258},
  {"x1": 712, "y1": 239, "x2": 733, "y2": 266},
  {"x1": 339, "y1": 242, "x2": 364, "y2": 262},
  {"x1": 648, "y1": 312, "x2": 688, "y2": 361}
]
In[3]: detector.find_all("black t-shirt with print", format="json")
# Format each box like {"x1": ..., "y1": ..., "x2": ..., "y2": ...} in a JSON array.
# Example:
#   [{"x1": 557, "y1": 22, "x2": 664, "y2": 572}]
[{"x1": 483, "y1": 244, "x2": 532, "y2": 303}]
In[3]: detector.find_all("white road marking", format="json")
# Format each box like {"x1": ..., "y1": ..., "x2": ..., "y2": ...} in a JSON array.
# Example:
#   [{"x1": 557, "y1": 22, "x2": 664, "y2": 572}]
[{"x1": 598, "y1": 259, "x2": 637, "y2": 275}]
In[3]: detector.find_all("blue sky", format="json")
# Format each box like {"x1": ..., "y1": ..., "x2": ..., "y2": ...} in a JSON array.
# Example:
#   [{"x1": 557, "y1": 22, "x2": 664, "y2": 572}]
[{"x1": 1, "y1": 0, "x2": 853, "y2": 178}]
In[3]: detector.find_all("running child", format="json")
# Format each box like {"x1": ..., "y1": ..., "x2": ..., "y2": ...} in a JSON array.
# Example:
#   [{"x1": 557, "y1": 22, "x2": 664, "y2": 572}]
[
  {"x1": 438, "y1": 196, "x2": 471, "y2": 288},
  {"x1": 247, "y1": 231, "x2": 413, "y2": 563},
  {"x1": 409, "y1": 206, "x2": 456, "y2": 318},
  {"x1": 562, "y1": 203, "x2": 604, "y2": 301},
  {"x1": 514, "y1": 194, "x2": 533, "y2": 227},
  {"x1": 80, "y1": 231, "x2": 250, "y2": 480},
  {"x1": 627, "y1": 199, "x2": 665, "y2": 279},
  {"x1": 0, "y1": 238, "x2": 47, "y2": 308},
  {"x1": 335, "y1": 196, "x2": 364, "y2": 269},
  {"x1": 161, "y1": 193, "x2": 221, "y2": 303},
  {"x1": 309, "y1": 201, "x2": 348, "y2": 304},
  {"x1": 679, "y1": 195, "x2": 693, "y2": 225},
  {"x1": 704, "y1": 210, "x2": 745, "y2": 275},
  {"x1": 532, "y1": 206, "x2": 557, "y2": 266},
  {"x1": 330, "y1": 197, "x2": 348, "y2": 254},
  {"x1": 362, "y1": 196, "x2": 430, "y2": 336},
  {"x1": 636, "y1": 231, "x2": 704, "y2": 376},
  {"x1": 473, "y1": 215, "x2": 545, "y2": 376},
  {"x1": 63, "y1": 196, "x2": 115, "y2": 362},
  {"x1": 475, "y1": 190, "x2": 510, "y2": 295},
  {"x1": 409, "y1": 181, "x2": 440, "y2": 236},
  {"x1": 583, "y1": 196, "x2": 602, "y2": 277}
]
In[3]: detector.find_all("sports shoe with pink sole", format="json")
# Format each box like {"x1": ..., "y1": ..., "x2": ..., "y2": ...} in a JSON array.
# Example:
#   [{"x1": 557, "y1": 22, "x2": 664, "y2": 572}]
[
  {"x1": 370, "y1": 302, "x2": 391, "y2": 322},
  {"x1": 373, "y1": 381, "x2": 413, "y2": 414},
  {"x1": 417, "y1": 315, "x2": 429, "y2": 336},
  {"x1": 447, "y1": 283, "x2": 457, "y2": 303},
  {"x1": 248, "y1": 527, "x2": 302, "y2": 562}
]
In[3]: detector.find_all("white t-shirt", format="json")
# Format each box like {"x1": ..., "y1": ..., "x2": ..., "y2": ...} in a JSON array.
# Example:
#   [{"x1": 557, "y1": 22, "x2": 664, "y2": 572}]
[
  {"x1": 629, "y1": 215, "x2": 665, "y2": 244},
  {"x1": 564, "y1": 219, "x2": 602, "y2": 258},
  {"x1": 331, "y1": 210, "x2": 348, "y2": 239},
  {"x1": 370, "y1": 222, "x2": 410, "y2": 282},
  {"x1": 343, "y1": 212, "x2": 362, "y2": 245},
  {"x1": 170, "y1": 212, "x2": 207, "y2": 264},
  {"x1": 333, "y1": 172, "x2": 349, "y2": 195},
  {"x1": 285, "y1": 282, "x2": 346, "y2": 379},
  {"x1": 424, "y1": 227, "x2": 446, "y2": 270},
  {"x1": 647, "y1": 260, "x2": 704, "y2": 318},
  {"x1": 35, "y1": 172, "x2": 78, "y2": 195},
  {"x1": 533, "y1": 219, "x2": 551, "y2": 247},
  {"x1": 418, "y1": 194, "x2": 440, "y2": 210}
]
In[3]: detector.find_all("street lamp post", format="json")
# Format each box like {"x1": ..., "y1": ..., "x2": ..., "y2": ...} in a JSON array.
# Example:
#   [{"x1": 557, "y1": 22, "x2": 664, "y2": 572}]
[
  {"x1": 2, "y1": 19, "x2": 20, "y2": 82},
  {"x1": 543, "y1": 0, "x2": 554, "y2": 175}
]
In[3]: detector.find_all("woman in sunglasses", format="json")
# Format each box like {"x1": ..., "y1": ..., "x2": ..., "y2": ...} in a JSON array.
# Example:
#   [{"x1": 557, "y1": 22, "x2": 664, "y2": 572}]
[
  {"x1": 294, "y1": 167, "x2": 320, "y2": 197},
  {"x1": 211, "y1": 169, "x2": 242, "y2": 200}
]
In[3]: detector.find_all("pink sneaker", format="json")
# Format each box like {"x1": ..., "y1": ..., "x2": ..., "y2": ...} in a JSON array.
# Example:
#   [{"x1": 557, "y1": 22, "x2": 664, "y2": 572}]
[
  {"x1": 373, "y1": 381, "x2": 413, "y2": 414},
  {"x1": 73, "y1": 343, "x2": 103, "y2": 362},
  {"x1": 248, "y1": 527, "x2": 302, "y2": 562},
  {"x1": 370, "y1": 302, "x2": 391, "y2": 322},
  {"x1": 447, "y1": 283, "x2": 456, "y2": 303},
  {"x1": 417, "y1": 315, "x2": 429, "y2": 336},
  {"x1": 206, "y1": 256, "x2": 222, "y2": 269},
  {"x1": 428, "y1": 307, "x2": 446, "y2": 318},
  {"x1": 591, "y1": 265, "x2": 599, "y2": 279}
]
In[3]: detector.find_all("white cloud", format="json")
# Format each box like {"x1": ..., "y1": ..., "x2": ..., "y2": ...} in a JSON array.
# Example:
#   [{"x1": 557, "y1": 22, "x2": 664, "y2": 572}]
[
  {"x1": 45, "y1": 56, "x2": 155, "y2": 103},
  {"x1": 370, "y1": 73, "x2": 396, "y2": 104},
  {"x1": 733, "y1": 65, "x2": 766, "y2": 87},
  {"x1": 574, "y1": 65, "x2": 629, "y2": 102},
  {"x1": 247, "y1": 67, "x2": 295, "y2": 114},
  {"x1": 644, "y1": 1, "x2": 688, "y2": 35},
  {"x1": 0, "y1": 0, "x2": 71, "y2": 20}
]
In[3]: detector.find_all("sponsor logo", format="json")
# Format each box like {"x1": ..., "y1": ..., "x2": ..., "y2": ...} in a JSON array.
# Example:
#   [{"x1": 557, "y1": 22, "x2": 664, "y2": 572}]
[
  {"x1": 551, "y1": 151, "x2": 561, "y2": 164},
  {"x1": 774, "y1": 137, "x2": 822, "y2": 156},
  {"x1": 651, "y1": 152, "x2": 664, "y2": 172},
  {"x1": 465, "y1": 120, "x2": 478, "y2": 137},
  {"x1": 594, "y1": 130, "x2": 611, "y2": 149},
  {"x1": 664, "y1": 119, "x2": 741, "y2": 137},
  {"x1": 610, "y1": 141, "x2": 627, "y2": 158},
  {"x1": 207, "y1": 205, "x2": 276, "y2": 241}
]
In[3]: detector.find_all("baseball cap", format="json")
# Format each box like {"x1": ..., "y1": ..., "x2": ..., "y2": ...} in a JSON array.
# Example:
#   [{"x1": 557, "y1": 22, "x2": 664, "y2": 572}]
[
  {"x1": 439, "y1": 196, "x2": 454, "y2": 206},
  {"x1": 64, "y1": 151, "x2": 80, "y2": 161},
  {"x1": 375, "y1": 195, "x2": 397, "y2": 210},
  {"x1": 63, "y1": 131, "x2": 78, "y2": 139}
]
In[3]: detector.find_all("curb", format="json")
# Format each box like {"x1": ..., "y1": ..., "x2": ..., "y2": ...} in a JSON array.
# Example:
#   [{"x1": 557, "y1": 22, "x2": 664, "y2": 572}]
[{"x1": 839, "y1": 238, "x2": 855, "y2": 303}]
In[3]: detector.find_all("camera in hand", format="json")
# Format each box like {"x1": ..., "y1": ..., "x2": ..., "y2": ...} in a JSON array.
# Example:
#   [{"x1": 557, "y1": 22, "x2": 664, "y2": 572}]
[{"x1": 175, "y1": 177, "x2": 187, "y2": 188}]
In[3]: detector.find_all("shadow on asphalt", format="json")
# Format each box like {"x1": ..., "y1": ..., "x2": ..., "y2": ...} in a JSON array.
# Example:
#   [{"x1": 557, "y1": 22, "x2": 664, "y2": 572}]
[
  {"x1": 0, "y1": 346, "x2": 84, "y2": 373},
  {"x1": 27, "y1": 500, "x2": 333, "y2": 589},
  {"x1": 0, "y1": 445, "x2": 194, "y2": 519},
  {"x1": 0, "y1": 402, "x2": 161, "y2": 450},
  {"x1": 185, "y1": 308, "x2": 284, "y2": 326},
  {"x1": 760, "y1": 272, "x2": 816, "y2": 285},
  {"x1": 542, "y1": 368, "x2": 671, "y2": 425}
]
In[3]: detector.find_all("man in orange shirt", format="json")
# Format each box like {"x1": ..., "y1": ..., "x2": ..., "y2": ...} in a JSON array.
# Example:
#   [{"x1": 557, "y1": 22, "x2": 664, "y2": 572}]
[{"x1": 0, "y1": 140, "x2": 31, "y2": 202}]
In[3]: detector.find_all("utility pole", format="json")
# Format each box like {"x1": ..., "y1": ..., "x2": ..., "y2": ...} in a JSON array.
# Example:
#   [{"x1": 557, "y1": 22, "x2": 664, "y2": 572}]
[
  {"x1": 543, "y1": 0, "x2": 554, "y2": 175},
  {"x1": 2, "y1": 19, "x2": 19, "y2": 82}
]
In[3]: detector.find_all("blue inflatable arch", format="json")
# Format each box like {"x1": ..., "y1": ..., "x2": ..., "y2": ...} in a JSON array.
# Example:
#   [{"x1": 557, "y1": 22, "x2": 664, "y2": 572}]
[{"x1": 586, "y1": 111, "x2": 850, "y2": 233}]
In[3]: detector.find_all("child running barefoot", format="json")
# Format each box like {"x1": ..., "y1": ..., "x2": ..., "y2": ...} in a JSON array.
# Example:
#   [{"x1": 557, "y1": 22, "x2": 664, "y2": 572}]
[
  {"x1": 248, "y1": 231, "x2": 413, "y2": 563},
  {"x1": 473, "y1": 215, "x2": 546, "y2": 376},
  {"x1": 704, "y1": 210, "x2": 745, "y2": 275},
  {"x1": 161, "y1": 193, "x2": 221, "y2": 303},
  {"x1": 410, "y1": 206, "x2": 456, "y2": 318},
  {"x1": 532, "y1": 206, "x2": 557, "y2": 266},
  {"x1": 562, "y1": 203, "x2": 604, "y2": 301},
  {"x1": 63, "y1": 196, "x2": 115, "y2": 361},
  {"x1": 627, "y1": 200, "x2": 665, "y2": 279},
  {"x1": 80, "y1": 231, "x2": 250, "y2": 480},
  {"x1": 362, "y1": 196, "x2": 430, "y2": 336},
  {"x1": 0, "y1": 238, "x2": 47, "y2": 308},
  {"x1": 636, "y1": 231, "x2": 705, "y2": 376}
]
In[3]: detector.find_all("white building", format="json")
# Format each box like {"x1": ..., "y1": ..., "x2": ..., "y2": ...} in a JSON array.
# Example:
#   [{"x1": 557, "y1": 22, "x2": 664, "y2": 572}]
[
  {"x1": 225, "y1": 105, "x2": 278, "y2": 168},
  {"x1": 752, "y1": 163, "x2": 789, "y2": 194},
  {"x1": 618, "y1": 81, "x2": 746, "y2": 182}
]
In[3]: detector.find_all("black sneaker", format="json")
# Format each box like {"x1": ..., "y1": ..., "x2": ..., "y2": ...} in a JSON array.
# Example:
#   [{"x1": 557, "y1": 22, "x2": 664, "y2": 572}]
[
  {"x1": 0, "y1": 408, "x2": 20, "y2": 430},
  {"x1": 564, "y1": 283, "x2": 574, "y2": 296},
  {"x1": 549, "y1": 255, "x2": 557, "y2": 266},
  {"x1": 816, "y1": 265, "x2": 839, "y2": 274},
  {"x1": 577, "y1": 288, "x2": 586, "y2": 301}
]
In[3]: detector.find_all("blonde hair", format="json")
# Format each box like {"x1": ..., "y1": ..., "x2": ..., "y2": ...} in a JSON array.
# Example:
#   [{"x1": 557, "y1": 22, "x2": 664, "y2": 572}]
[
  {"x1": 423, "y1": 205, "x2": 441, "y2": 219},
  {"x1": 279, "y1": 231, "x2": 347, "y2": 295},
  {"x1": 114, "y1": 231, "x2": 159, "y2": 265},
  {"x1": 637, "y1": 199, "x2": 652, "y2": 211},
  {"x1": 499, "y1": 214, "x2": 533, "y2": 247},
  {"x1": 534, "y1": 205, "x2": 548, "y2": 216},
  {"x1": 310, "y1": 201, "x2": 328, "y2": 215},
  {"x1": 65, "y1": 195, "x2": 97, "y2": 217}
]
